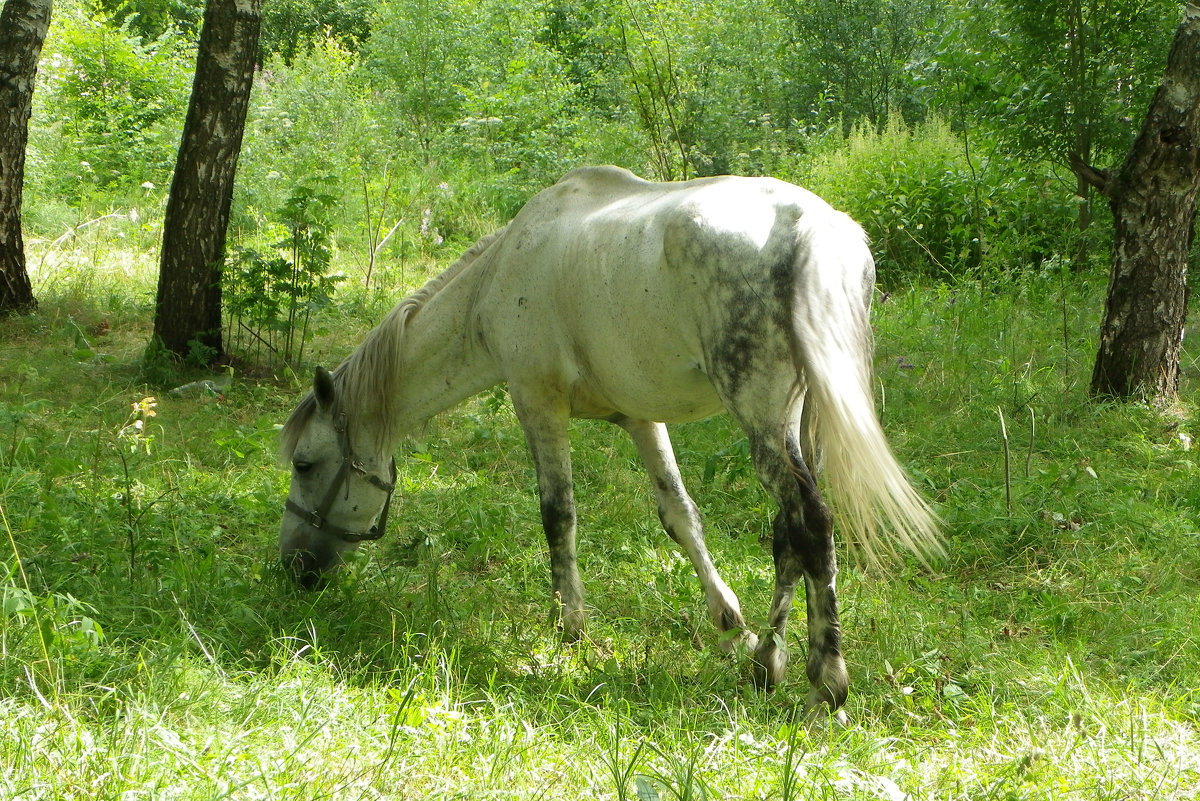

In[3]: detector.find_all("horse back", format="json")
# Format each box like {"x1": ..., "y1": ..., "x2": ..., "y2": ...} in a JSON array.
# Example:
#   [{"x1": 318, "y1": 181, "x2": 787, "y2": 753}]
[{"x1": 471, "y1": 166, "x2": 868, "y2": 421}]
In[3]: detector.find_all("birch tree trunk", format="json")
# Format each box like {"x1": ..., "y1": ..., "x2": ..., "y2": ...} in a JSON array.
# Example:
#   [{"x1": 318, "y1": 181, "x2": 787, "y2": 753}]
[
  {"x1": 0, "y1": 0, "x2": 52, "y2": 314},
  {"x1": 1079, "y1": 4, "x2": 1200, "y2": 402},
  {"x1": 151, "y1": 0, "x2": 260, "y2": 361}
]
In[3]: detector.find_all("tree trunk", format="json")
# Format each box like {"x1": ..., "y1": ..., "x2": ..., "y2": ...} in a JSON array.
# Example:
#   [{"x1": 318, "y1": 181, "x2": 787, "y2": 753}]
[
  {"x1": 0, "y1": 0, "x2": 52, "y2": 315},
  {"x1": 1079, "y1": 5, "x2": 1200, "y2": 403},
  {"x1": 151, "y1": 0, "x2": 260, "y2": 361}
]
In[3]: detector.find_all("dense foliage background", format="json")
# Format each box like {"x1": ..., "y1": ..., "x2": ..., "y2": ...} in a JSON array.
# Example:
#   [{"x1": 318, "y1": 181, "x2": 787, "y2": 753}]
[{"x1": 24, "y1": 0, "x2": 1180, "y2": 295}]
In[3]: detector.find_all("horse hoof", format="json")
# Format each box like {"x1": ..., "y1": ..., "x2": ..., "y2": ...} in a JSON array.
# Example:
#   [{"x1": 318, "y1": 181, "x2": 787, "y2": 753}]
[
  {"x1": 557, "y1": 614, "x2": 586, "y2": 644},
  {"x1": 750, "y1": 639, "x2": 788, "y2": 690},
  {"x1": 556, "y1": 621, "x2": 583, "y2": 643},
  {"x1": 719, "y1": 627, "x2": 759, "y2": 655},
  {"x1": 551, "y1": 593, "x2": 585, "y2": 642},
  {"x1": 804, "y1": 698, "x2": 850, "y2": 729}
]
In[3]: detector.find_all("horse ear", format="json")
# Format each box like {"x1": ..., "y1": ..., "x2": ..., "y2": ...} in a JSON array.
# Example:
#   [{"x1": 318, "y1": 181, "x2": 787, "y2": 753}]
[{"x1": 313, "y1": 366, "x2": 335, "y2": 410}]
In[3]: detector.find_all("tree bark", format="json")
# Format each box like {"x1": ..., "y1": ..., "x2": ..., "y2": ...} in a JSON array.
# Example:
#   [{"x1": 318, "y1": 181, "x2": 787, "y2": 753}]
[
  {"x1": 1083, "y1": 4, "x2": 1200, "y2": 403},
  {"x1": 151, "y1": 0, "x2": 260, "y2": 361},
  {"x1": 0, "y1": 0, "x2": 51, "y2": 315}
]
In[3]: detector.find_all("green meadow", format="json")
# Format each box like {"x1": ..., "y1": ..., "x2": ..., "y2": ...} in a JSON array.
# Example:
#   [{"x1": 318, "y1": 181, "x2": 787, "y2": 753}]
[{"x1": 2, "y1": 243, "x2": 1198, "y2": 799}]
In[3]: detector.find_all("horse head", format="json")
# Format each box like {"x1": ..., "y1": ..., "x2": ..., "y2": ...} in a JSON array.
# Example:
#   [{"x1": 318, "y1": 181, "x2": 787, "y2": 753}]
[{"x1": 278, "y1": 366, "x2": 396, "y2": 589}]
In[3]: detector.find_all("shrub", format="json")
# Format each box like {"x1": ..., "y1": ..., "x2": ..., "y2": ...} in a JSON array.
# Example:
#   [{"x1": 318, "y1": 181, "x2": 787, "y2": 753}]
[
  {"x1": 445, "y1": 43, "x2": 584, "y2": 217},
  {"x1": 792, "y1": 115, "x2": 1081, "y2": 285},
  {"x1": 27, "y1": 8, "x2": 192, "y2": 209},
  {"x1": 225, "y1": 184, "x2": 343, "y2": 368}
]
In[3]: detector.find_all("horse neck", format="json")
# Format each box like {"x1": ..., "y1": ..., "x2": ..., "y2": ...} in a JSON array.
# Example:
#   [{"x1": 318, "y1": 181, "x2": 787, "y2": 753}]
[{"x1": 381, "y1": 265, "x2": 501, "y2": 440}]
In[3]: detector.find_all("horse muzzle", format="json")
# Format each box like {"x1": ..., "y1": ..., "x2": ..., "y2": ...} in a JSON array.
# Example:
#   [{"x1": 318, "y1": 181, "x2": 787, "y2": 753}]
[
  {"x1": 279, "y1": 520, "x2": 348, "y2": 589},
  {"x1": 285, "y1": 549, "x2": 327, "y2": 590}
]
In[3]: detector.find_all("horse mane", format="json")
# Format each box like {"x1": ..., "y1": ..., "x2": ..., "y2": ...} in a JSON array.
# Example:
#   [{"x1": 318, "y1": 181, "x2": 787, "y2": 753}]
[{"x1": 279, "y1": 225, "x2": 508, "y2": 461}]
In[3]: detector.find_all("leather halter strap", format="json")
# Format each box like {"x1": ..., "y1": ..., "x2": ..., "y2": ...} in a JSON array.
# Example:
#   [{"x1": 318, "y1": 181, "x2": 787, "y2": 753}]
[{"x1": 284, "y1": 413, "x2": 396, "y2": 544}]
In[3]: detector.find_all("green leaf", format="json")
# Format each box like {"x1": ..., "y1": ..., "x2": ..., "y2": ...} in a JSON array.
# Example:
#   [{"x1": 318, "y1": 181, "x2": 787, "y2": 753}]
[
  {"x1": 3, "y1": 587, "x2": 34, "y2": 617},
  {"x1": 634, "y1": 777, "x2": 662, "y2": 801}
]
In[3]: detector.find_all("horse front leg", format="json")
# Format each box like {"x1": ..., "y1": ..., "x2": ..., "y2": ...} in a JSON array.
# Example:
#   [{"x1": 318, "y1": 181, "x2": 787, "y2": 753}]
[{"x1": 511, "y1": 390, "x2": 585, "y2": 640}]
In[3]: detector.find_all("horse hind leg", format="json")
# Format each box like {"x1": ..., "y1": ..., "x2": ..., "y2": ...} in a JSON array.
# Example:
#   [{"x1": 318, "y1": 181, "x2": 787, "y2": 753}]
[
  {"x1": 748, "y1": 430, "x2": 849, "y2": 715},
  {"x1": 616, "y1": 417, "x2": 757, "y2": 653}
]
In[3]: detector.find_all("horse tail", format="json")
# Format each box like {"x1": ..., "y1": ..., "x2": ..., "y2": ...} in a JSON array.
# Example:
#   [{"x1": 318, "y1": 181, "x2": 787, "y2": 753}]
[{"x1": 790, "y1": 209, "x2": 941, "y2": 567}]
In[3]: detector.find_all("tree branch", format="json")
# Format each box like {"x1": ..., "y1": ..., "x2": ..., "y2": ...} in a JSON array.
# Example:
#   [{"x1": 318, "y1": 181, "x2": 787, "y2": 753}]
[{"x1": 1068, "y1": 151, "x2": 1113, "y2": 198}]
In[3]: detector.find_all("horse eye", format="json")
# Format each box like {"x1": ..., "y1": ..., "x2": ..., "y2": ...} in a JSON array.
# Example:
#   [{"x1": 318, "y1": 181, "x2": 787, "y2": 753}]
[{"x1": 293, "y1": 460, "x2": 315, "y2": 475}]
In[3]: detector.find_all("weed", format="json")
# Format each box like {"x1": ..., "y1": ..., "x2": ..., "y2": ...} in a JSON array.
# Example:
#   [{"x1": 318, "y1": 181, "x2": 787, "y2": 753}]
[
  {"x1": 224, "y1": 182, "x2": 343, "y2": 369},
  {"x1": 599, "y1": 711, "x2": 649, "y2": 801}
]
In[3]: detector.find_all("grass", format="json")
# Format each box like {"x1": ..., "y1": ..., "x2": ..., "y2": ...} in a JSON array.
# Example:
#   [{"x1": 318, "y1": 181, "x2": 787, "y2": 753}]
[{"x1": 2, "y1": 244, "x2": 1199, "y2": 799}]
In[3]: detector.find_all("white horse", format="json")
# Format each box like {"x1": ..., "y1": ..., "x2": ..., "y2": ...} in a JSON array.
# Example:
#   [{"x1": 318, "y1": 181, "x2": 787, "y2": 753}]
[{"x1": 278, "y1": 166, "x2": 939, "y2": 714}]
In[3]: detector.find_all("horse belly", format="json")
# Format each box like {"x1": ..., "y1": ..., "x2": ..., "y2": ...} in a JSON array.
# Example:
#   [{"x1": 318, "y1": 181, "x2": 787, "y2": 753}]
[
  {"x1": 570, "y1": 352, "x2": 724, "y2": 422},
  {"x1": 565, "y1": 300, "x2": 726, "y2": 422}
]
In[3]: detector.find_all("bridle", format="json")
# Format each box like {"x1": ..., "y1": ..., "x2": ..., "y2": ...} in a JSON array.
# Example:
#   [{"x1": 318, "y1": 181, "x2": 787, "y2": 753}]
[{"x1": 284, "y1": 413, "x2": 397, "y2": 544}]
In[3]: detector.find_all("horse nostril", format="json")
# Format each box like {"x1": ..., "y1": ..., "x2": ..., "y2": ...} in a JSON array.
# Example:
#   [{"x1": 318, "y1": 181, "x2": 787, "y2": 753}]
[
  {"x1": 285, "y1": 551, "x2": 324, "y2": 590},
  {"x1": 297, "y1": 569, "x2": 323, "y2": 591}
]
